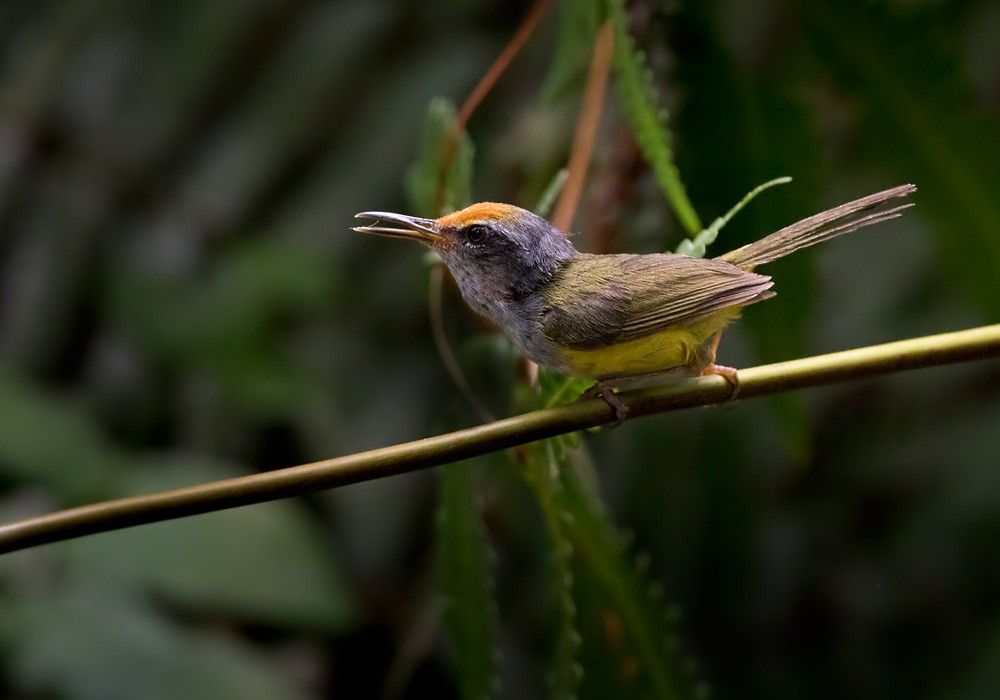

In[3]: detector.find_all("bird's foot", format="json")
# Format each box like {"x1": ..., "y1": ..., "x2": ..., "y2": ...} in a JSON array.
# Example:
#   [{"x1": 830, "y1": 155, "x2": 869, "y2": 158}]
[
  {"x1": 700, "y1": 363, "x2": 740, "y2": 401},
  {"x1": 581, "y1": 380, "x2": 629, "y2": 426}
]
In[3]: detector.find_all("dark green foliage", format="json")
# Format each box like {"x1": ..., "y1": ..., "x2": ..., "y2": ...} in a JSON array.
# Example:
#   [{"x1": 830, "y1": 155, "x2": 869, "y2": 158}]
[
  {"x1": 0, "y1": 404, "x2": 354, "y2": 698},
  {"x1": 670, "y1": 0, "x2": 825, "y2": 448},
  {"x1": 107, "y1": 239, "x2": 338, "y2": 417},
  {"x1": 406, "y1": 97, "x2": 476, "y2": 218},
  {"x1": 438, "y1": 462, "x2": 499, "y2": 700},
  {"x1": 608, "y1": 0, "x2": 701, "y2": 235},
  {"x1": 560, "y1": 455, "x2": 704, "y2": 700},
  {"x1": 0, "y1": 584, "x2": 316, "y2": 700},
  {"x1": 539, "y1": 0, "x2": 604, "y2": 103},
  {"x1": 67, "y1": 457, "x2": 354, "y2": 630},
  {"x1": 802, "y1": 0, "x2": 1000, "y2": 316},
  {"x1": 0, "y1": 367, "x2": 122, "y2": 501},
  {"x1": 520, "y1": 443, "x2": 581, "y2": 700}
]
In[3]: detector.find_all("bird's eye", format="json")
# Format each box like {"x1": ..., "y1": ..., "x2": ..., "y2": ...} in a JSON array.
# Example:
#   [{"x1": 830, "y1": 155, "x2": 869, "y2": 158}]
[{"x1": 465, "y1": 224, "x2": 489, "y2": 244}]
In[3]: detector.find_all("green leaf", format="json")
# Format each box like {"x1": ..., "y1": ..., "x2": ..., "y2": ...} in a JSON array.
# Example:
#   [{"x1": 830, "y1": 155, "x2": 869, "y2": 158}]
[
  {"x1": 65, "y1": 455, "x2": 354, "y2": 632},
  {"x1": 535, "y1": 168, "x2": 570, "y2": 217},
  {"x1": 675, "y1": 177, "x2": 793, "y2": 258},
  {"x1": 0, "y1": 366, "x2": 121, "y2": 502},
  {"x1": 406, "y1": 97, "x2": 476, "y2": 217},
  {"x1": 437, "y1": 461, "x2": 499, "y2": 700},
  {"x1": 538, "y1": 367, "x2": 593, "y2": 411},
  {"x1": 0, "y1": 583, "x2": 316, "y2": 700},
  {"x1": 539, "y1": 0, "x2": 605, "y2": 103},
  {"x1": 509, "y1": 368, "x2": 589, "y2": 456},
  {"x1": 609, "y1": 0, "x2": 701, "y2": 234}
]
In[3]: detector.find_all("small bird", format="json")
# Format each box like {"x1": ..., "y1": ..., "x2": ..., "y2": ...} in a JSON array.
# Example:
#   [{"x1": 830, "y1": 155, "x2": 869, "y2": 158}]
[{"x1": 355, "y1": 184, "x2": 915, "y2": 420}]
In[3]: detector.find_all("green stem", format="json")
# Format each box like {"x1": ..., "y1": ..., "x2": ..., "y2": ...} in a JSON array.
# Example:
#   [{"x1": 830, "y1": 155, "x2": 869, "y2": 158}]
[
  {"x1": 2, "y1": 324, "x2": 999, "y2": 554},
  {"x1": 675, "y1": 176, "x2": 792, "y2": 257}
]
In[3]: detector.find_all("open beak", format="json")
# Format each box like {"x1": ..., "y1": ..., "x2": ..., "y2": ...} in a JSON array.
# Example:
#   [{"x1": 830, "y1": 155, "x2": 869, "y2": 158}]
[{"x1": 353, "y1": 211, "x2": 440, "y2": 245}]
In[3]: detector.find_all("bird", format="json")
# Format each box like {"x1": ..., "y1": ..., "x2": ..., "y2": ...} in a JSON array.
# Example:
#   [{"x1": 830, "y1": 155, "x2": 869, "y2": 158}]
[{"x1": 354, "y1": 184, "x2": 916, "y2": 420}]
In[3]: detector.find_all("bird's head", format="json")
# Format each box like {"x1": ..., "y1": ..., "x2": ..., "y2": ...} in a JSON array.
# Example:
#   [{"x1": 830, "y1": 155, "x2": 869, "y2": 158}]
[{"x1": 354, "y1": 202, "x2": 577, "y2": 306}]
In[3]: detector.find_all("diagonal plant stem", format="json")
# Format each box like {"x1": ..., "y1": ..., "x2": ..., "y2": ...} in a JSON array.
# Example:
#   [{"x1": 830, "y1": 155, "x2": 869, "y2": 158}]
[
  {"x1": 551, "y1": 18, "x2": 615, "y2": 232},
  {"x1": 454, "y1": 0, "x2": 552, "y2": 135},
  {"x1": 435, "y1": 0, "x2": 553, "y2": 214},
  {"x1": 1, "y1": 324, "x2": 999, "y2": 555}
]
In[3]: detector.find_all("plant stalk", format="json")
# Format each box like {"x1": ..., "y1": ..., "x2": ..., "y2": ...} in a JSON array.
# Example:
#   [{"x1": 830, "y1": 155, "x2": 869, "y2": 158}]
[{"x1": 1, "y1": 324, "x2": 998, "y2": 555}]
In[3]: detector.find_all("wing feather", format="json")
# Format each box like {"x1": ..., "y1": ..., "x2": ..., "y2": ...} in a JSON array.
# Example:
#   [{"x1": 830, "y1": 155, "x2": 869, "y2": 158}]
[{"x1": 541, "y1": 253, "x2": 773, "y2": 350}]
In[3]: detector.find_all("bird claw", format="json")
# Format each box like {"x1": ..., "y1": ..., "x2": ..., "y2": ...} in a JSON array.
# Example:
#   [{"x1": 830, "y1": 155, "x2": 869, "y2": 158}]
[
  {"x1": 700, "y1": 364, "x2": 740, "y2": 401},
  {"x1": 579, "y1": 364, "x2": 737, "y2": 427},
  {"x1": 581, "y1": 381, "x2": 629, "y2": 426}
]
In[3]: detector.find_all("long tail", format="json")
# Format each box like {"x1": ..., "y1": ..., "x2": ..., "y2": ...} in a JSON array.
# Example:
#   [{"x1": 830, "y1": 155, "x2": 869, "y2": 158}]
[{"x1": 717, "y1": 184, "x2": 916, "y2": 270}]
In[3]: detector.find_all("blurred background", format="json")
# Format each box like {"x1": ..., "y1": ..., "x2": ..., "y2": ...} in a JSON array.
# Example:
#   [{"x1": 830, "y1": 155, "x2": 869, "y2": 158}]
[{"x1": 0, "y1": 0, "x2": 998, "y2": 698}]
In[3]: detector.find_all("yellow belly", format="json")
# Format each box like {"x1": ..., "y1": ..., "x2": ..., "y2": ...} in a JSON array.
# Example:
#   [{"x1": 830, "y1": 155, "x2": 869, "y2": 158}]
[{"x1": 553, "y1": 308, "x2": 740, "y2": 380}]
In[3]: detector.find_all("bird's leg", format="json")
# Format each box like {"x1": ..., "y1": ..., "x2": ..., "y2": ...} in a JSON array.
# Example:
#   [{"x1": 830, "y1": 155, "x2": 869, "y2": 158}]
[
  {"x1": 700, "y1": 363, "x2": 740, "y2": 399},
  {"x1": 581, "y1": 380, "x2": 629, "y2": 424},
  {"x1": 694, "y1": 331, "x2": 740, "y2": 400}
]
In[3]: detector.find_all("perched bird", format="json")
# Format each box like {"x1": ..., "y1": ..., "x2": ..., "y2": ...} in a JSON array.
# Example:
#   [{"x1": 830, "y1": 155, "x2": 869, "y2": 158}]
[{"x1": 355, "y1": 184, "x2": 915, "y2": 420}]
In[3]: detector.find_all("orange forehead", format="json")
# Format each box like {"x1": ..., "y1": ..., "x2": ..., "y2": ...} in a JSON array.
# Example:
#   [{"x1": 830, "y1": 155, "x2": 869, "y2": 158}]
[{"x1": 437, "y1": 202, "x2": 521, "y2": 229}]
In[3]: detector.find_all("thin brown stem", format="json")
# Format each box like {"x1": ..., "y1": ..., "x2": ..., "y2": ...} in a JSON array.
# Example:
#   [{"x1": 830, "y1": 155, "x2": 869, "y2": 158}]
[
  {"x1": 552, "y1": 19, "x2": 615, "y2": 232},
  {"x1": 429, "y1": 265, "x2": 496, "y2": 423},
  {"x1": 455, "y1": 0, "x2": 552, "y2": 134},
  {"x1": 1, "y1": 324, "x2": 999, "y2": 555},
  {"x1": 435, "y1": 0, "x2": 553, "y2": 214}
]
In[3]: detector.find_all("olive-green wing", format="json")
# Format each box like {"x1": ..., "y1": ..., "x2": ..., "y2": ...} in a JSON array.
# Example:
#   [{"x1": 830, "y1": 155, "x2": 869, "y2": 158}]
[{"x1": 540, "y1": 253, "x2": 774, "y2": 350}]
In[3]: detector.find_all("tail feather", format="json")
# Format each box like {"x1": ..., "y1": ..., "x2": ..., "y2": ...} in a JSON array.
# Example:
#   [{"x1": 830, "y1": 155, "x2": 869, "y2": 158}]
[{"x1": 717, "y1": 184, "x2": 916, "y2": 270}]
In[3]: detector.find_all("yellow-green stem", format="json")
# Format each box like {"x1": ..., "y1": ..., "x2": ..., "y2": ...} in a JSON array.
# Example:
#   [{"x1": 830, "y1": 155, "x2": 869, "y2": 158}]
[{"x1": 1, "y1": 324, "x2": 998, "y2": 555}]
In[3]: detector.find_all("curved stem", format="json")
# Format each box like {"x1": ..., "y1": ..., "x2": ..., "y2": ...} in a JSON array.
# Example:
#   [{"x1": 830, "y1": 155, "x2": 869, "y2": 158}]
[
  {"x1": 428, "y1": 265, "x2": 495, "y2": 423},
  {"x1": 2, "y1": 324, "x2": 999, "y2": 554}
]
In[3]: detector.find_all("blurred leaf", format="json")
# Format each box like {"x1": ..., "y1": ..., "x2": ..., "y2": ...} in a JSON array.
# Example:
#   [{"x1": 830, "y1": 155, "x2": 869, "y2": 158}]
[
  {"x1": 804, "y1": 0, "x2": 1000, "y2": 317},
  {"x1": 108, "y1": 239, "x2": 336, "y2": 416},
  {"x1": 539, "y1": 0, "x2": 604, "y2": 103},
  {"x1": 561, "y1": 454, "x2": 703, "y2": 700},
  {"x1": 212, "y1": 237, "x2": 338, "y2": 314},
  {"x1": 609, "y1": 0, "x2": 701, "y2": 235},
  {"x1": 521, "y1": 443, "x2": 582, "y2": 700},
  {"x1": 534, "y1": 167, "x2": 570, "y2": 217},
  {"x1": 66, "y1": 455, "x2": 354, "y2": 632},
  {"x1": 538, "y1": 367, "x2": 592, "y2": 411},
  {"x1": 406, "y1": 97, "x2": 475, "y2": 217},
  {"x1": 0, "y1": 367, "x2": 121, "y2": 502},
  {"x1": 437, "y1": 461, "x2": 499, "y2": 700},
  {"x1": 530, "y1": 367, "x2": 590, "y2": 454},
  {"x1": 0, "y1": 583, "x2": 316, "y2": 700}
]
